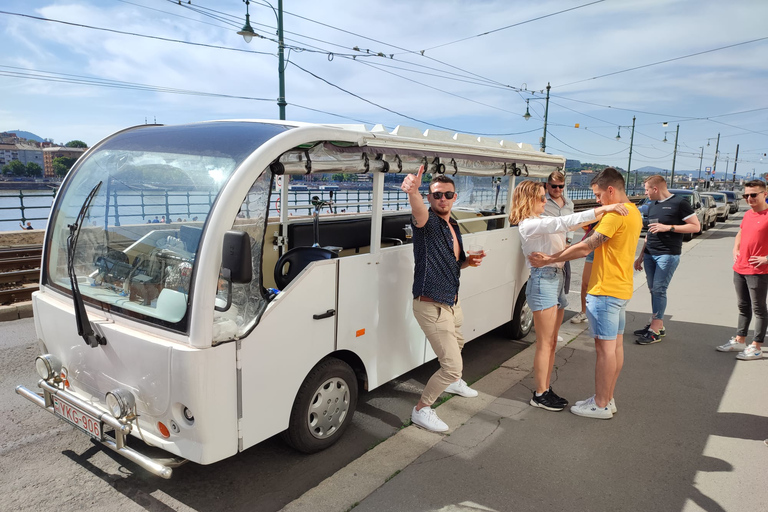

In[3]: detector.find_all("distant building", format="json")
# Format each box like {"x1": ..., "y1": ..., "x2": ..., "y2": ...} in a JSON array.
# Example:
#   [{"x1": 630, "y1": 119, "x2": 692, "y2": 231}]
[
  {"x1": 43, "y1": 147, "x2": 86, "y2": 178},
  {"x1": 0, "y1": 141, "x2": 44, "y2": 169}
]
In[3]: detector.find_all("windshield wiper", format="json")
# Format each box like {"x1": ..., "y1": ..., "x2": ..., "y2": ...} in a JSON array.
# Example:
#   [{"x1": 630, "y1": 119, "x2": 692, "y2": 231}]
[{"x1": 67, "y1": 182, "x2": 107, "y2": 348}]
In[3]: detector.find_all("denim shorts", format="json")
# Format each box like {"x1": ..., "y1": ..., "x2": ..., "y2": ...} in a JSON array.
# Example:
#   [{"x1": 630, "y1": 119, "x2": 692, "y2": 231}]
[
  {"x1": 586, "y1": 294, "x2": 629, "y2": 340},
  {"x1": 526, "y1": 267, "x2": 568, "y2": 312},
  {"x1": 585, "y1": 250, "x2": 595, "y2": 263}
]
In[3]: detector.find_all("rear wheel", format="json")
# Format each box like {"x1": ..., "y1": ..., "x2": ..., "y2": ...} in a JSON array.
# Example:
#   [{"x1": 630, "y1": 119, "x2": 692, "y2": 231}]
[
  {"x1": 282, "y1": 358, "x2": 358, "y2": 453},
  {"x1": 507, "y1": 286, "x2": 533, "y2": 340}
]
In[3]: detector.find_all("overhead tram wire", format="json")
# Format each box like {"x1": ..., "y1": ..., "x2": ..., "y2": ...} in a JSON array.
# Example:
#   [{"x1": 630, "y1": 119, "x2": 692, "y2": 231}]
[
  {"x1": 117, "y1": 0, "x2": 238, "y2": 31},
  {"x1": 0, "y1": 10, "x2": 273, "y2": 56},
  {"x1": 420, "y1": 0, "x2": 605, "y2": 52},
  {"x1": 555, "y1": 35, "x2": 768, "y2": 89},
  {"x1": 0, "y1": 65, "x2": 274, "y2": 102},
  {"x1": 289, "y1": 61, "x2": 540, "y2": 137},
  {"x1": 546, "y1": 132, "x2": 627, "y2": 158}
]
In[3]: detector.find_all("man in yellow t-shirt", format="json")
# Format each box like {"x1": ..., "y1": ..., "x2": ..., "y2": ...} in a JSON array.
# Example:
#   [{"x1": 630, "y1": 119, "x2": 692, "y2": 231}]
[{"x1": 529, "y1": 167, "x2": 642, "y2": 420}]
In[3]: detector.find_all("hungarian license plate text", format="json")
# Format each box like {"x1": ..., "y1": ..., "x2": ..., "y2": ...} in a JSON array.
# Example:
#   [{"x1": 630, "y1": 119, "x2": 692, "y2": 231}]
[{"x1": 53, "y1": 396, "x2": 103, "y2": 440}]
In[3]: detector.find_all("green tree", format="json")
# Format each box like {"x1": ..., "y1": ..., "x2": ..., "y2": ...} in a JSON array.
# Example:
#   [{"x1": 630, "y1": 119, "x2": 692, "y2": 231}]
[
  {"x1": 65, "y1": 140, "x2": 88, "y2": 148},
  {"x1": 26, "y1": 162, "x2": 43, "y2": 177},
  {"x1": 2, "y1": 160, "x2": 27, "y2": 176},
  {"x1": 52, "y1": 156, "x2": 78, "y2": 177}
]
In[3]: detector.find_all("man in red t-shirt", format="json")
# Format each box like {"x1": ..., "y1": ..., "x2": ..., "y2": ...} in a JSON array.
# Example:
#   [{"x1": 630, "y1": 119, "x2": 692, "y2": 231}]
[{"x1": 716, "y1": 180, "x2": 768, "y2": 360}]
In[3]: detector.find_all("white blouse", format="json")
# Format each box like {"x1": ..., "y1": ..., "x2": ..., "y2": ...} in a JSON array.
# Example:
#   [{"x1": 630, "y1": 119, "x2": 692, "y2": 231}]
[{"x1": 518, "y1": 209, "x2": 597, "y2": 268}]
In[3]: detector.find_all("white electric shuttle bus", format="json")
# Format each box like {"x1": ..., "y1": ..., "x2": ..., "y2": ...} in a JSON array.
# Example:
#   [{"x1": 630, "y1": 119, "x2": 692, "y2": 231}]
[{"x1": 16, "y1": 120, "x2": 565, "y2": 478}]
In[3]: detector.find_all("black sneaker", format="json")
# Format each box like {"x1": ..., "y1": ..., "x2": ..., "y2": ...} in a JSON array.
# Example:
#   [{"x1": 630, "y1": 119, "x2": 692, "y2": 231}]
[
  {"x1": 530, "y1": 390, "x2": 565, "y2": 411},
  {"x1": 546, "y1": 387, "x2": 568, "y2": 407},
  {"x1": 633, "y1": 324, "x2": 666, "y2": 337},
  {"x1": 636, "y1": 329, "x2": 662, "y2": 345}
]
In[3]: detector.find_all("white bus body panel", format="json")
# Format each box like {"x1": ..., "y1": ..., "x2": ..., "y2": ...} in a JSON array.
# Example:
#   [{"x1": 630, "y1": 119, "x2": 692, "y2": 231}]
[
  {"x1": 336, "y1": 248, "x2": 426, "y2": 389},
  {"x1": 239, "y1": 259, "x2": 337, "y2": 450},
  {"x1": 32, "y1": 289, "x2": 239, "y2": 464}
]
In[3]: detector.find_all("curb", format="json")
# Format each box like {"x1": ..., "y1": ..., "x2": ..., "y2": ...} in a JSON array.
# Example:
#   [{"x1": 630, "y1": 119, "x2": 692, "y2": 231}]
[{"x1": 0, "y1": 300, "x2": 33, "y2": 322}]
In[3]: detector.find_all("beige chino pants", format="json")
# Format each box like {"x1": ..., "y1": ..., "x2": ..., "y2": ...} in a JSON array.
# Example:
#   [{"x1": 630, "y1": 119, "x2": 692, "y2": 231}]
[{"x1": 412, "y1": 298, "x2": 465, "y2": 406}]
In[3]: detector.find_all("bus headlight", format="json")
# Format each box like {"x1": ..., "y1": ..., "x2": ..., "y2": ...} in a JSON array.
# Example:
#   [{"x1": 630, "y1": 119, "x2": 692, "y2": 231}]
[
  {"x1": 105, "y1": 389, "x2": 136, "y2": 418},
  {"x1": 35, "y1": 354, "x2": 62, "y2": 381}
]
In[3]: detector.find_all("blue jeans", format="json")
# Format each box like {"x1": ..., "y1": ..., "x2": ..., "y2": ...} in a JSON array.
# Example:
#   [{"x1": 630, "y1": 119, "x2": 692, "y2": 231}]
[
  {"x1": 643, "y1": 253, "x2": 680, "y2": 321},
  {"x1": 586, "y1": 294, "x2": 629, "y2": 340},
  {"x1": 526, "y1": 267, "x2": 568, "y2": 312}
]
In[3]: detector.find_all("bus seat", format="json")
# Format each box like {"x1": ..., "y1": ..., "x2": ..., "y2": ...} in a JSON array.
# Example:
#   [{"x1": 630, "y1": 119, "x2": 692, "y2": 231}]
[{"x1": 274, "y1": 246, "x2": 336, "y2": 290}]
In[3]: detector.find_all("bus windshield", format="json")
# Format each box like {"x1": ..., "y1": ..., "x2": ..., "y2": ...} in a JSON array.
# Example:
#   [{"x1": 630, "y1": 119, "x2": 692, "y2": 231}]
[{"x1": 44, "y1": 122, "x2": 290, "y2": 331}]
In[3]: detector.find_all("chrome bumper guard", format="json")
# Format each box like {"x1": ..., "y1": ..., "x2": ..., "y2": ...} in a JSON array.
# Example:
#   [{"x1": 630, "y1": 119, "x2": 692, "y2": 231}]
[{"x1": 16, "y1": 380, "x2": 185, "y2": 479}]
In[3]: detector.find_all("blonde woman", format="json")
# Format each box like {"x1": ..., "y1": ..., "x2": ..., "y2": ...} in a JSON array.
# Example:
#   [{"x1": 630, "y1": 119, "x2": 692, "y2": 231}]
[{"x1": 509, "y1": 180, "x2": 628, "y2": 411}]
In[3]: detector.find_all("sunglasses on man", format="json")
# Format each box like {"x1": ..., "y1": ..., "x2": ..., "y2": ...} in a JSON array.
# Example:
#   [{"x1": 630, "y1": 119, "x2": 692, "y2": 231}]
[
  {"x1": 431, "y1": 191, "x2": 456, "y2": 199},
  {"x1": 742, "y1": 192, "x2": 765, "y2": 199},
  {"x1": 547, "y1": 183, "x2": 565, "y2": 189}
]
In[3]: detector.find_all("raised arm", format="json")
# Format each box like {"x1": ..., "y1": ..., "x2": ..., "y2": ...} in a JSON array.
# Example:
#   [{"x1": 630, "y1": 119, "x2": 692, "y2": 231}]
[
  {"x1": 528, "y1": 229, "x2": 610, "y2": 267},
  {"x1": 401, "y1": 165, "x2": 428, "y2": 227}
]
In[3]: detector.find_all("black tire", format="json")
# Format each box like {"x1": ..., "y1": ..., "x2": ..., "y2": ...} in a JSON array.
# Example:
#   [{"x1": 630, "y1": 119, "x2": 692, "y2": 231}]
[
  {"x1": 282, "y1": 358, "x2": 358, "y2": 453},
  {"x1": 507, "y1": 286, "x2": 533, "y2": 340},
  {"x1": 683, "y1": 232, "x2": 693, "y2": 242}
]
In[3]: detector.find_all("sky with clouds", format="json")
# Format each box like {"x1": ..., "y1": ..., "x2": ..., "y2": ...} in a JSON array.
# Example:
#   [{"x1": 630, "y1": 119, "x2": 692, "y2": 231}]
[{"x1": 1, "y1": 0, "x2": 767, "y2": 178}]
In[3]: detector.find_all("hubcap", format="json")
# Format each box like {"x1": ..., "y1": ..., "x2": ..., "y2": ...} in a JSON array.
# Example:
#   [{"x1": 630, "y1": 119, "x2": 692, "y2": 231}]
[
  {"x1": 307, "y1": 377, "x2": 350, "y2": 439},
  {"x1": 520, "y1": 300, "x2": 533, "y2": 335}
]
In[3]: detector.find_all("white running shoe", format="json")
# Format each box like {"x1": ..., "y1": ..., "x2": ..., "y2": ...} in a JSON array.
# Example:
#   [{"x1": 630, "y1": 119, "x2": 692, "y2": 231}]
[
  {"x1": 736, "y1": 345, "x2": 763, "y2": 360},
  {"x1": 576, "y1": 395, "x2": 618, "y2": 414},
  {"x1": 557, "y1": 335, "x2": 564, "y2": 342},
  {"x1": 411, "y1": 406, "x2": 449, "y2": 432},
  {"x1": 444, "y1": 379, "x2": 478, "y2": 398},
  {"x1": 570, "y1": 312, "x2": 588, "y2": 324},
  {"x1": 716, "y1": 337, "x2": 745, "y2": 352},
  {"x1": 570, "y1": 396, "x2": 613, "y2": 419}
]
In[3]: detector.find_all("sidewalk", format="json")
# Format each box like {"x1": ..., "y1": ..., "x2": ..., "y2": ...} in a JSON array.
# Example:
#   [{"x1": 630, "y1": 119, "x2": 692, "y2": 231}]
[{"x1": 283, "y1": 215, "x2": 768, "y2": 512}]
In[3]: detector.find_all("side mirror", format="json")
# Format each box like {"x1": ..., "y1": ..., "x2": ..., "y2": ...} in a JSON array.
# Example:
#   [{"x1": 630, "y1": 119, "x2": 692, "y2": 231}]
[{"x1": 216, "y1": 231, "x2": 252, "y2": 312}]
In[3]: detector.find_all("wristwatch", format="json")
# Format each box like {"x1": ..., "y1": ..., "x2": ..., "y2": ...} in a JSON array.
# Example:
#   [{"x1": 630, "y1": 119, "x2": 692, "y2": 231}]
[{"x1": 670, "y1": 226, "x2": 675, "y2": 232}]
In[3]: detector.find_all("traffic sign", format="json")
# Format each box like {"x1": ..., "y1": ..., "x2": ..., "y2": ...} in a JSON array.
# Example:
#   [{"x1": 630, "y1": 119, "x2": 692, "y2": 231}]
[{"x1": 705, "y1": 166, "x2": 711, "y2": 175}]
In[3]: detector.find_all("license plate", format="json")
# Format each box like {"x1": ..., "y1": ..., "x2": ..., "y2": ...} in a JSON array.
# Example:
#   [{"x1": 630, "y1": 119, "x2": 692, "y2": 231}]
[{"x1": 53, "y1": 395, "x2": 103, "y2": 440}]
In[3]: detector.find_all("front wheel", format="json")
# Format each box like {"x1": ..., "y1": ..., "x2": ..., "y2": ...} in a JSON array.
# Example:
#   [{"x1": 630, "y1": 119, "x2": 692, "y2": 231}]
[
  {"x1": 507, "y1": 286, "x2": 533, "y2": 340},
  {"x1": 282, "y1": 358, "x2": 358, "y2": 453}
]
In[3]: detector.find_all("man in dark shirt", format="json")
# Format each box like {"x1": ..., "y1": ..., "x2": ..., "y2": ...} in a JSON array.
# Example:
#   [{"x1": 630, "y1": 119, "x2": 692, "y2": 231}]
[
  {"x1": 633, "y1": 175, "x2": 700, "y2": 344},
  {"x1": 401, "y1": 165, "x2": 486, "y2": 432}
]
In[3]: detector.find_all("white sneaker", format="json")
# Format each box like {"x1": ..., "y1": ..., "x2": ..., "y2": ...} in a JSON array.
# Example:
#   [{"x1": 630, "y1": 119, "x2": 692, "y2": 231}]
[
  {"x1": 557, "y1": 335, "x2": 564, "y2": 342},
  {"x1": 736, "y1": 345, "x2": 763, "y2": 360},
  {"x1": 570, "y1": 312, "x2": 588, "y2": 324},
  {"x1": 576, "y1": 395, "x2": 617, "y2": 414},
  {"x1": 444, "y1": 379, "x2": 478, "y2": 398},
  {"x1": 411, "y1": 406, "x2": 449, "y2": 432},
  {"x1": 716, "y1": 337, "x2": 745, "y2": 352},
  {"x1": 570, "y1": 396, "x2": 612, "y2": 419}
]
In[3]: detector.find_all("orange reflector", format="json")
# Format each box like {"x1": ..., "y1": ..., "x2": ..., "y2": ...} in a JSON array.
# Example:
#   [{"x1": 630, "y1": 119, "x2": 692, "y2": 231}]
[
  {"x1": 157, "y1": 422, "x2": 170, "y2": 438},
  {"x1": 355, "y1": 328, "x2": 365, "y2": 337},
  {"x1": 575, "y1": 123, "x2": 580, "y2": 128},
  {"x1": 60, "y1": 370, "x2": 70, "y2": 388}
]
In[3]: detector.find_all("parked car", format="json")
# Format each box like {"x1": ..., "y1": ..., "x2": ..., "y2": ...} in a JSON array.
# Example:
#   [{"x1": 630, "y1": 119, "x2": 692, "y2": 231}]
[
  {"x1": 701, "y1": 191, "x2": 729, "y2": 221},
  {"x1": 668, "y1": 189, "x2": 706, "y2": 241},
  {"x1": 700, "y1": 194, "x2": 717, "y2": 229},
  {"x1": 721, "y1": 190, "x2": 741, "y2": 213}
]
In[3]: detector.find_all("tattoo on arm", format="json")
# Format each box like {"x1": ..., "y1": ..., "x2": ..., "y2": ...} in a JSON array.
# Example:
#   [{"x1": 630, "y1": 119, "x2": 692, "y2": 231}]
[{"x1": 585, "y1": 232, "x2": 609, "y2": 250}]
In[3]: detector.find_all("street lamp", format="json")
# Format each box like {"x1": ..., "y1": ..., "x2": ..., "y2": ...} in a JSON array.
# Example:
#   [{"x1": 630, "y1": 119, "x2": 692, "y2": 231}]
[
  {"x1": 662, "y1": 124, "x2": 680, "y2": 187},
  {"x1": 522, "y1": 83, "x2": 551, "y2": 153},
  {"x1": 237, "y1": 0, "x2": 286, "y2": 120}
]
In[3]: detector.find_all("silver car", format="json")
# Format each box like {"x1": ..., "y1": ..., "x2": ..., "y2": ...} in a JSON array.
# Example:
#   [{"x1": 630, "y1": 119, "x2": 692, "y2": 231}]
[{"x1": 702, "y1": 192, "x2": 729, "y2": 221}]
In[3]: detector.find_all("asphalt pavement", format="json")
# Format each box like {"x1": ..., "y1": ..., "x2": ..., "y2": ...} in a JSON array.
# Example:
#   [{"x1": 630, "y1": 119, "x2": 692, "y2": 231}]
[{"x1": 283, "y1": 209, "x2": 768, "y2": 512}]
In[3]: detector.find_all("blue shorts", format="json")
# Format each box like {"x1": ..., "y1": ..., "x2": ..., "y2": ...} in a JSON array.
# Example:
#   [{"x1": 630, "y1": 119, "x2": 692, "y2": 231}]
[
  {"x1": 526, "y1": 267, "x2": 568, "y2": 312},
  {"x1": 585, "y1": 251, "x2": 595, "y2": 263},
  {"x1": 586, "y1": 294, "x2": 629, "y2": 340}
]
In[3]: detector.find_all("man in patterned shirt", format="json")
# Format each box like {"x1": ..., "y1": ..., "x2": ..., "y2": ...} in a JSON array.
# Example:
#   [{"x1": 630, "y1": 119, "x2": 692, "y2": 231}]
[{"x1": 401, "y1": 165, "x2": 486, "y2": 432}]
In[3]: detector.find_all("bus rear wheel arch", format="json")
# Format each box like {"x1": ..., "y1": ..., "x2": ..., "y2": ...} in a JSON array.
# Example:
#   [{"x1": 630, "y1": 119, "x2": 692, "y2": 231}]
[{"x1": 282, "y1": 357, "x2": 358, "y2": 453}]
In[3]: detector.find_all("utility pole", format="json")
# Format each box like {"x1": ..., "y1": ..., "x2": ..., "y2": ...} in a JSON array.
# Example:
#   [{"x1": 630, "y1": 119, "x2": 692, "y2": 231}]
[
  {"x1": 276, "y1": 0, "x2": 286, "y2": 120},
  {"x1": 540, "y1": 83, "x2": 550, "y2": 153},
  {"x1": 732, "y1": 144, "x2": 739, "y2": 189},
  {"x1": 627, "y1": 116, "x2": 636, "y2": 191},
  {"x1": 670, "y1": 124, "x2": 679, "y2": 188},
  {"x1": 697, "y1": 146, "x2": 704, "y2": 186},
  {"x1": 712, "y1": 132, "x2": 720, "y2": 178}
]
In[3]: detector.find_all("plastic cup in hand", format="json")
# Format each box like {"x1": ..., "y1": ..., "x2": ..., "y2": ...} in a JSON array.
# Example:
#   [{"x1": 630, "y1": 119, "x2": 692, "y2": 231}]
[{"x1": 468, "y1": 244, "x2": 484, "y2": 256}]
